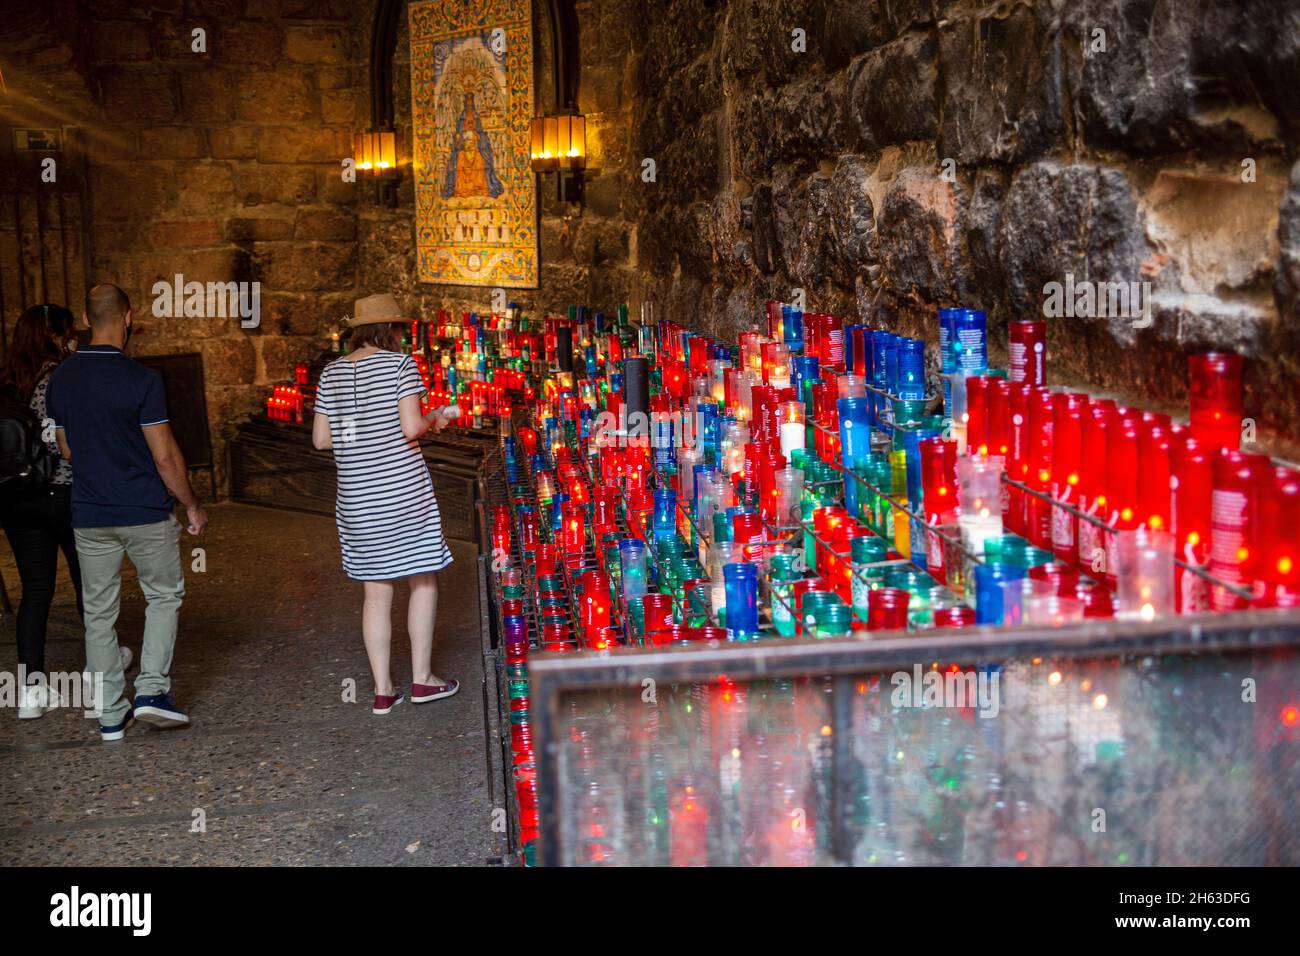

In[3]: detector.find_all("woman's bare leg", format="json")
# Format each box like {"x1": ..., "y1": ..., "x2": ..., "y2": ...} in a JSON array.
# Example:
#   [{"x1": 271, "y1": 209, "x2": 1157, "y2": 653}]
[
  {"x1": 362, "y1": 580, "x2": 396, "y2": 696},
  {"x1": 407, "y1": 572, "x2": 443, "y2": 685}
]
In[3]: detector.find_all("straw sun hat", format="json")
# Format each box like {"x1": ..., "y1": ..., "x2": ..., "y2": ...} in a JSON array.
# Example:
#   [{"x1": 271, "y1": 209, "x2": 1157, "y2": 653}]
[{"x1": 347, "y1": 293, "x2": 411, "y2": 327}]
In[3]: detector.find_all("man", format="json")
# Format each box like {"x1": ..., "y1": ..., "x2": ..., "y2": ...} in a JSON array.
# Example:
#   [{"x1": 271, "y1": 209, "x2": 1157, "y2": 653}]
[{"x1": 46, "y1": 284, "x2": 208, "y2": 742}]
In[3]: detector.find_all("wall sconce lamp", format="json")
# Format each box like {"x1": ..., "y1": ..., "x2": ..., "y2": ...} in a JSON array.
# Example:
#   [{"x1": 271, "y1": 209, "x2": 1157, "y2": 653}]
[
  {"x1": 530, "y1": 113, "x2": 586, "y2": 203},
  {"x1": 353, "y1": 129, "x2": 398, "y2": 205},
  {"x1": 354, "y1": 130, "x2": 397, "y2": 176}
]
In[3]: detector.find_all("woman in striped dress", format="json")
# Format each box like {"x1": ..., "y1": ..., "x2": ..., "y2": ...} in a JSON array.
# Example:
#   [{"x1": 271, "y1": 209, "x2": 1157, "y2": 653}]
[{"x1": 312, "y1": 294, "x2": 459, "y2": 715}]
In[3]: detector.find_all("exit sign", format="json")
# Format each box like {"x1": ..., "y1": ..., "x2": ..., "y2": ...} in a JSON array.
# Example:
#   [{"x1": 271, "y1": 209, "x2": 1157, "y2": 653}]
[{"x1": 13, "y1": 129, "x2": 62, "y2": 150}]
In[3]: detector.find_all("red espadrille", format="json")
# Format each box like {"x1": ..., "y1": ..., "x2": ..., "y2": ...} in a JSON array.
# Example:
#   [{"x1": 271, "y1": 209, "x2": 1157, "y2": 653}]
[{"x1": 373, "y1": 692, "x2": 405, "y2": 715}]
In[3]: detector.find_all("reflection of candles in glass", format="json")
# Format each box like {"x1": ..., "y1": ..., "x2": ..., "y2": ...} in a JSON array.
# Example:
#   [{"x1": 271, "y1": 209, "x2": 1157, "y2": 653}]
[{"x1": 669, "y1": 782, "x2": 709, "y2": 867}]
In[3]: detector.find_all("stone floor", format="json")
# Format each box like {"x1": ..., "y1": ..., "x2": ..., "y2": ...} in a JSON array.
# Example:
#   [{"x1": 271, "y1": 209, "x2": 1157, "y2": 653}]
[{"x1": 0, "y1": 503, "x2": 500, "y2": 866}]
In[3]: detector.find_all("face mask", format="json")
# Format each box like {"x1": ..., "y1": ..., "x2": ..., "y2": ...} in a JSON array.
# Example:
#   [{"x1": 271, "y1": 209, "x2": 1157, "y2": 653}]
[{"x1": 123, "y1": 323, "x2": 132, "y2": 349}]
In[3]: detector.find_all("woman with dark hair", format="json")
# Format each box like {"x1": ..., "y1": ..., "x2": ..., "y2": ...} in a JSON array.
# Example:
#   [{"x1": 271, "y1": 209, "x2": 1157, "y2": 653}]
[
  {"x1": 0, "y1": 304, "x2": 126, "y2": 718},
  {"x1": 312, "y1": 293, "x2": 459, "y2": 715}
]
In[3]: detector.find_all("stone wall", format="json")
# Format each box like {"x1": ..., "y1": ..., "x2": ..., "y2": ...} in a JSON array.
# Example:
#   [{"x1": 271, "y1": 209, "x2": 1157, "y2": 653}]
[
  {"x1": 54, "y1": 0, "x2": 368, "y2": 494},
  {"x1": 625, "y1": 0, "x2": 1300, "y2": 453}
]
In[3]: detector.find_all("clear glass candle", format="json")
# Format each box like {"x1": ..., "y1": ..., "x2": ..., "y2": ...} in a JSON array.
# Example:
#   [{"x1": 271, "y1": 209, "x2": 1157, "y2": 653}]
[{"x1": 1114, "y1": 528, "x2": 1175, "y2": 620}]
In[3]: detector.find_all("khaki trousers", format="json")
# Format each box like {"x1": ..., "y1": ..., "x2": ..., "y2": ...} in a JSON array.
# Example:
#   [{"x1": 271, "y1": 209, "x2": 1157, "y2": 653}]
[{"x1": 75, "y1": 517, "x2": 185, "y2": 724}]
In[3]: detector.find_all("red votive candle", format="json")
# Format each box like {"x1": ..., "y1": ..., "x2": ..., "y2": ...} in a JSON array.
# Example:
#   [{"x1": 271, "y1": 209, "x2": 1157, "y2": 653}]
[
  {"x1": 1026, "y1": 387, "x2": 1055, "y2": 548},
  {"x1": 1259, "y1": 467, "x2": 1300, "y2": 607},
  {"x1": 1210, "y1": 450, "x2": 1269, "y2": 610},
  {"x1": 1139, "y1": 420, "x2": 1172, "y2": 533},
  {"x1": 1006, "y1": 383, "x2": 1033, "y2": 534},
  {"x1": 867, "y1": 587, "x2": 910, "y2": 632},
  {"x1": 1103, "y1": 412, "x2": 1141, "y2": 585},
  {"x1": 1188, "y1": 351, "x2": 1244, "y2": 453},
  {"x1": 932, "y1": 605, "x2": 976, "y2": 629},
  {"x1": 988, "y1": 379, "x2": 1012, "y2": 458},
  {"x1": 1050, "y1": 393, "x2": 1085, "y2": 563},
  {"x1": 1077, "y1": 399, "x2": 1114, "y2": 571},
  {"x1": 1009, "y1": 318, "x2": 1046, "y2": 386},
  {"x1": 535, "y1": 543, "x2": 559, "y2": 577},
  {"x1": 965, "y1": 375, "x2": 992, "y2": 456}
]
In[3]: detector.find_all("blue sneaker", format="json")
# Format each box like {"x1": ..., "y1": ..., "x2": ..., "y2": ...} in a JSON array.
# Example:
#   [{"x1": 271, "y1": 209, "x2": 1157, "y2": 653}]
[
  {"x1": 134, "y1": 694, "x2": 190, "y2": 729},
  {"x1": 101, "y1": 710, "x2": 134, "y2": 742}
]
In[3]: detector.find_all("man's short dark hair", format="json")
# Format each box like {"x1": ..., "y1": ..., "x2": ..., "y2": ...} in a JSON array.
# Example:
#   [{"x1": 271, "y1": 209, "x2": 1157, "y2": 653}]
[{"x1": 85, "y1": 284, "x2": 131, "y2": 328}]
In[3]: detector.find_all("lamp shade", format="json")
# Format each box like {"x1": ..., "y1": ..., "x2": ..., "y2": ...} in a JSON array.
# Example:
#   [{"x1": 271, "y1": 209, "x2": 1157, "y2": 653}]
[
  {"x1": 531, "y1": 114, "x2": 586, "y2": 172},
  {"x1": 354, "y1": 130, "x2": 396, "y2": 174}
]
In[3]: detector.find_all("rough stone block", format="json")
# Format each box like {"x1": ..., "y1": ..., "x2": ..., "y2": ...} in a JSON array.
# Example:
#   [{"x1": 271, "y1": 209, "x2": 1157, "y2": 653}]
[
  {"x1": 89, "y1": 163, "x2": 178, "y2": 222},
  {"x1": 151, "y1": 219, "x2": 222, "y2": 249},
  {"x1": 284, "y1": 26, "x2": 349, "y2": 64},
  {"x1": 254, "y1": 242, "x2": 357, "y2": 293},
  {"x1": 1000, "y1": 161, "x2": 1147, "y2": 344},
  {"x1": 877, "y1": 165, "x2": 966, "y2": 305},
  {"x1": 99, "y1": 69, "x2": 178, "y2": 123},
  {"x1": 294, "y1": 208, "x2": 356, "y2": 242},
  {"x1": 237, "y1": 73, "x2": 316, "y2": 124},
  {"x1": 139, "y1": 126, "x2": 209, "y2": 159},
  {"x1": 170, "y1": 162, "x2": 238, "y2": 216},
  {"x1": 208, "y1": 125, "x2": 260, "y2": 159},
  {"x1": 1066, "y1": 0, "x2": 1300, "y2": 152},
  {"x1": 90, "y1": 20, "x2": 153, "y2": 63},
  {"x1": 226, "y1": 216, "x2": 296, "y2": 242},
  {"x1": 850, "y1": 33, "x2": 937, "y2": 151},
  {"x1": 937, "y1": 4, "x2": 1063, "y2": 165},
  {"x1": 236, "y1": 163, "x2": 318, "y2": 205},
  {"x1": 256, "y1": 127, "x2": 349, "y2": 164},
  {"x1": 180, "y1": 69, "x2": 239, "y2": 122}
]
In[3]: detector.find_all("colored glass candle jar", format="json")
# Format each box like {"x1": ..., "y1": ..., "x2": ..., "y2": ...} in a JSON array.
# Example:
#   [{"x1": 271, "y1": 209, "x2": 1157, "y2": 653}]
[
  {"x1": 954, "y1": 309, "x2": 988, "y2": 375},
  {"x1": 723, "y1": 562, "x2": 759, "y2": 640},
  {"x1": 1187, "y1": 352, "x2": 1243, "y2": 453},
  {"x1": 1209, "y1": 449, "x2": 1269, "y2": 610},
  {"x1": 1008, "y1": 318, "x2": 1046, "y2": 386},
  {"x1": 815, "y1": 602, "x2": 853, "y2": 639},
  {"x1": 618, "y1": 538, "x2": 648, "y2": 600},
  {"x1": 535, "y1": 544, "x2": 560, "y2": 576},
  {"x1": 732, "y1": 508, "x2": 764, "y2": 561},
  {"x1": 933, "y1": 605, "x2": 976, "y2": 629},
  {"x1": 850, "y1": 534, "x2": 887, "y2": 618},
  {"x1": 800, "y1": 590, "x2": 837, "y2": 635},
  {"x1": 974, "y1": 563, "x2": 1026, "y2": 625},
  {"x1": 562, "y1": 502, "x2": 586, "y2": 555},
  {"x1": 896, "y1": 338, "x2": 925, "y2": 400},
  {"x1": 867, "y1": 587, "x2": 910, "y2": 632},
  {"x1": 768, "y1": 552, "x2": 802, "y2": 636}
]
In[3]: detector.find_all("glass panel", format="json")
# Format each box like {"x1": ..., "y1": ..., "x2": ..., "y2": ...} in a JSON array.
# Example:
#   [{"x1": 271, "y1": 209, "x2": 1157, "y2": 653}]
[{"x1": 551, "y1": 647, "x2": 1299, "y2": 865}]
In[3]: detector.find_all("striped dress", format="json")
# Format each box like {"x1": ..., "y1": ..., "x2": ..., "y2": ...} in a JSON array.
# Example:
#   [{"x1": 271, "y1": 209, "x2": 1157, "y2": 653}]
[{"x1": 313, "y1": 350, "x2": 453, "y2": 580}]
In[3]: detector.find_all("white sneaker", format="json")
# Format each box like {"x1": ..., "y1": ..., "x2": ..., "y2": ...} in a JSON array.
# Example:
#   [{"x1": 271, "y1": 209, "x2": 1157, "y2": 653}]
[
  {"x1": 18, "y1": 684, "x2": 46, "y2": 719},
  {"x1": 81, "y1": 647, "x2": 134, "y2": 702}
]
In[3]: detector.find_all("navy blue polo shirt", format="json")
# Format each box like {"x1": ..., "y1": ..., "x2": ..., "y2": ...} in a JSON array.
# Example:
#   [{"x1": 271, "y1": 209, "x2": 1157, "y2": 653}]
[{"x1": 46, "y1": 345, "x2": 175, "y2": 528}]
